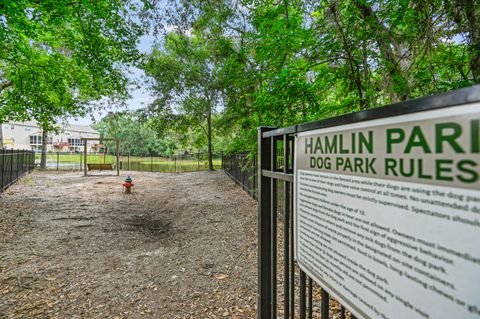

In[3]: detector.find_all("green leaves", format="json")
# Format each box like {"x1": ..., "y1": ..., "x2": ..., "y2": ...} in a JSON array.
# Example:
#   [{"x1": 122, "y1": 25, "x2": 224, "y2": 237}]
[
  {"x1": 146, "y1": 0, "x2": 479, "y2": 154},
  {"x1": 94, "y1": 112, "x2": 176, "y2": 155},
  {"x1": 144, "y1": 31, "x2": 224, "y2": 169},
  {"x1": 0, "y1": 0, "x2": 145, "y2": 128}
]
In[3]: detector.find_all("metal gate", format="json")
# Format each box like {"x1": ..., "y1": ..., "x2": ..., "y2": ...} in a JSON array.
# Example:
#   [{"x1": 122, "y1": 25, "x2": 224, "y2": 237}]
[
  {"x1": 256, "y1": 85, "x2": 480, "y2": 319},
  {"x1": 258, "y1": 126, "x2": 346, "y2": 319}
]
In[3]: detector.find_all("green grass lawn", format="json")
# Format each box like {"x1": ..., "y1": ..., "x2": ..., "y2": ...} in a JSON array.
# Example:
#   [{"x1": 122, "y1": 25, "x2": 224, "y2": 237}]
[
  {"x1": 37, "y1": 153, "x2": 122, "y2": 164},
  {"x1": 36, "y1": 153, "x2": 222, "y2": 172}
]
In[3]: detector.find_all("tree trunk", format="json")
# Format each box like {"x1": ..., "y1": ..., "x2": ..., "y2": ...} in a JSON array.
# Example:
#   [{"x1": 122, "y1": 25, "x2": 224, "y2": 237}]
[
  {"x1": 330, "y1": 3, "x2": 367, "y2": 110},
  {"x1": 464, "y1": 0, "x2": 480, "y2": 81},
  {"x1": 206, "y1": 108, "x2": 214, "y2": 171},
  {"x1": 0, "y1": 124, "x2": 3, "y2": 149},
  {"x1": 446, "y1": 0, "x2": 480, "y2": 81},
  {"x1": 40, "y1": 129, "x2": 48, "y2": 170},
  {"x1": 0, "y1": 81, "x2": 13, "y2": 94},
  {"x1": 352, "y1": 0, "x2": 410, "y2": 102}
]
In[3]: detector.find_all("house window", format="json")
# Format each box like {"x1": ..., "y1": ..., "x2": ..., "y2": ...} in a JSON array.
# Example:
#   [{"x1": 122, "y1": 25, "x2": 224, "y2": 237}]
[
  {"x1": 25, "y1": 127, "x2": 32, "y2": 132},
  {"x1": 10, "y1": 124, "x2": 14, "y2": 129},
  {"x1": 30, "y1": 135, "x2": 42, "y2": 145},
  {"x1": 67, "y1": 138, "x2": 84, "y2": 146}
]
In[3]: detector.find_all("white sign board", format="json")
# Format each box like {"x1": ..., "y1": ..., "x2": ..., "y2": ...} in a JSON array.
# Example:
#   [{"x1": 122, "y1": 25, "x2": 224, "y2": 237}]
[{"x1": 295, "y1": 104, "x2": 480, "y2": 319}]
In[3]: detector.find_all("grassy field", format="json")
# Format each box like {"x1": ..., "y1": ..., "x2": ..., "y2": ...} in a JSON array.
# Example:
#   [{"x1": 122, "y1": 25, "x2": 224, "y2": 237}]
[{"x1": 35, "y1": 153, "x2": 222, "y2": 172}]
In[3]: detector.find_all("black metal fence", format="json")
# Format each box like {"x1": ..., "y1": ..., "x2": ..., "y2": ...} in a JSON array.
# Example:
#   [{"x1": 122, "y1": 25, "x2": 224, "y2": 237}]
[
  {"x1": 222, "y1": 152, "x2": 257, "y2": 199},
  {"x1": 0, "y1": 149, "x2": 35, "y2": 192},
  {"x1": 34, "y1": 151, "x2": 223, "y2": 173}
]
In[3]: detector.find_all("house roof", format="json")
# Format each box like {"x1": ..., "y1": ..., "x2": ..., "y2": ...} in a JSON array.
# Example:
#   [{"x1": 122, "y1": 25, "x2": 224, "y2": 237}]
[
  {"x1": 7, "y1": 120, "x2": 99, "y2": 135},
  {"x1": 64, "y1": 123, "x2": 99, "y2": 134}
]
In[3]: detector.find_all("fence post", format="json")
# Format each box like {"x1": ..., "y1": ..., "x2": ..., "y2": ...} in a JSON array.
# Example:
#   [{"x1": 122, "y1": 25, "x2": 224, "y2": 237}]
[
  {"x1": 57, "y1": 152, "x2": 59, "y2": 170},
  {"x1": 20, "y1": 150, "x2": 23, "y2": 176},
  {"x1": 116, "y1": 140, "x2": 120, "y2": 176},
  {"x1": 19, "y1": 151, "x2": 21, "y2": 179},
  {"x1": 83, "y1": 143, "x2": 87, "y2": 176},
  {"x1": 174, "y1": 155, "x2": 177, "y2": 173},
  {"x1": 10, "y1": 149, "x2": 13, "y2": 184},
  {"x1": 197, "y1": 151, "x2": 200, "y2": 171},
  {"x1": 1, "y1": 150, "x2": 4, "y2": 190},
  {"x1": 14, "y1": 152, "x2": 18, "y2": 180},
  {"x1": 257, "y1": 126, "x2": 276, "y2": 319},
  {"x1": 15, "y1": 150, "x2": 19, "y2": 180},
  {"x1": 253, "y1": 154, "x2": 257, "y2": 199},
  {"x1": 150, "y1": 155, "x2": 153, "y2": 172},
  {"x1": 128, "y1": 152, "x2": 130, "y2": 170}
]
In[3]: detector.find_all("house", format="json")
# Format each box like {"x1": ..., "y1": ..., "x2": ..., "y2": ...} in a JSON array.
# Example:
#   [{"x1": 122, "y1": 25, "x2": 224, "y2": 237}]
[{"x1": 1, "y1": 121, "x2": 101, "y2": 152}]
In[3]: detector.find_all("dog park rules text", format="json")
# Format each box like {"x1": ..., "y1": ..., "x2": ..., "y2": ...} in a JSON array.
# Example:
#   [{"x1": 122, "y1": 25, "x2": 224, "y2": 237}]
[{"x1": 294, "y1": 103, "x2": 480, "y2": 319}]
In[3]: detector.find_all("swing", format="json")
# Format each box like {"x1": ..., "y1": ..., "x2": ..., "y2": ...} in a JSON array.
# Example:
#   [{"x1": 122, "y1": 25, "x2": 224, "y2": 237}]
[{"x1": 81, "y1": 138, "x2": 121, "y2": 176}]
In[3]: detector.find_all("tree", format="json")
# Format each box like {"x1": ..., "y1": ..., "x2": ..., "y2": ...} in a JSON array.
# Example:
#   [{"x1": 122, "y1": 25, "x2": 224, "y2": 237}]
[
  {"x1": 444, "y1": 0, "x2": 480, "y2": 80},
  {"x1": 94, "y1": 112, "x2": 176, "y2": 156},
  {"x1": 144, "y1": 32, "x2": 224, "y2": 170},
  {"x1": 0, "y1": 0, "x2": 145, "y2": 150},
  {"x1": 158, "y1": 0, "x2": 480, "y2": 153},
  {"x1": 40, "y1": 129, "x2": 48, "y2": 170}
]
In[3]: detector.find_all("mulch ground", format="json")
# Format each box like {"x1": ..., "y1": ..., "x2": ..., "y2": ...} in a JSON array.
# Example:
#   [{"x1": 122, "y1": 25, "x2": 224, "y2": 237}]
[{"x1": 0, "y1": 170, "x2": 258, "y2": 318}]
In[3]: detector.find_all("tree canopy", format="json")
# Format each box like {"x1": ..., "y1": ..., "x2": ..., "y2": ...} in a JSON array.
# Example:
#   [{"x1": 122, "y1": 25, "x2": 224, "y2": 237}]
[
  {"x1": 2, "y1": 0, "x2": 479, "y2": 155},
  {"x1": 143, "y1": 0, "x2": 479, "y2": 153},
  {"x1": 0, "y1": 0, "x2": 145, "y2": 131},
  {"x1": 143, "y1": 32, "x2": 225, "y2": 169},
  {"x1": 94, "y1": 112, "x2": 177, "y2": 156}
]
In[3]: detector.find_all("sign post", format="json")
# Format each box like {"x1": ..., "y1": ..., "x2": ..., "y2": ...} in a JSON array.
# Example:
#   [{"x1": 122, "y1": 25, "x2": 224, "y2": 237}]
[{"x1": 295, "y1": 103, "x2": 480, "y2": 319}]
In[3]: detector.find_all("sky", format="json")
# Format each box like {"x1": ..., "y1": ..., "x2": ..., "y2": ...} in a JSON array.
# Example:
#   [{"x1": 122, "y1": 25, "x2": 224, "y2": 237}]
[{"x1": 71, "y1": 34, "x2": 156, "y2": 126}]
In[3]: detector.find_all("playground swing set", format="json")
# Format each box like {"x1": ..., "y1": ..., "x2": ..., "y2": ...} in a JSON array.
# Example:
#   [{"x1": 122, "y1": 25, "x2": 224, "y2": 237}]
[{"x1": 81, "y1": 138, "x2": 121, "y2": 176}]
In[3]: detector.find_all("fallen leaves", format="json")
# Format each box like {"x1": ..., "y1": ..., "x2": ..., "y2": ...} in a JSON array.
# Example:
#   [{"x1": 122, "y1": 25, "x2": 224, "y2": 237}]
[
  {"x1": 213, "y1": 273, "x2": 229, "y2": 280},
  {"x1": 0, "y1": 171, "x2": 259, "y2": 318}
]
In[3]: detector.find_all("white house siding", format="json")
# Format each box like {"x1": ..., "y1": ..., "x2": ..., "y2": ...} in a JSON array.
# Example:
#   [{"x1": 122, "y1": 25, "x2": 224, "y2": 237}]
[{"x1": 1, "y1": 121, "x2": 101, "y2": 152}]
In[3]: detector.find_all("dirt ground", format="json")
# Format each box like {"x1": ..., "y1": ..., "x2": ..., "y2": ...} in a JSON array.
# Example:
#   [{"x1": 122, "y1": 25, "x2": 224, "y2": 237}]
[{"x1": 0, "y1": 170, "x2": 258, "y2": 319}]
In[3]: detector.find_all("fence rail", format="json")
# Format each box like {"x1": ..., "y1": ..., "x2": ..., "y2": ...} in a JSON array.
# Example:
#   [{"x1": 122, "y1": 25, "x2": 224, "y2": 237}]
[{"x1": 0, "y1": 149, "x2": 35, "y2": 192}]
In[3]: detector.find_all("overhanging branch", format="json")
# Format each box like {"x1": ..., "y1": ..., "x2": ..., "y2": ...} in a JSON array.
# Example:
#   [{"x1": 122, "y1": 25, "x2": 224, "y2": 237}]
[{"x1": 0, "y1": 81, "x2": 13, "y2": 94}]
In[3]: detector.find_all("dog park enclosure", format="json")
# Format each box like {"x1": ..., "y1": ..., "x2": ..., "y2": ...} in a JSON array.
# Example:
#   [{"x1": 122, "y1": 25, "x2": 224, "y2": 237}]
[{"x1": 257, "y1": 85, "x2": 480, "y2": 319}]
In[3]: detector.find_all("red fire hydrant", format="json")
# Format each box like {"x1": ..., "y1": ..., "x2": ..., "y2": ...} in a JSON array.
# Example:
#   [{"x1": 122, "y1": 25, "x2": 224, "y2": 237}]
[{"x1": 123, "y1": 176, "x2": 134, "y2": 194}]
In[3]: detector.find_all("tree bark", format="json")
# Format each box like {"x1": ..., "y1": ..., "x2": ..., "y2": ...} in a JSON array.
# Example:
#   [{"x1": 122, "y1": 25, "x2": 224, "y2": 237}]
[
  {"x1": 0, "y1": 78, "x2": 10, "y2": 149},
  {"x1": 463, "y1": 0, "x2": 480, "y2": 80},
  {"x1": 0, "y1": 124, "x2": 3, "y2": 149},
  {"x1": 0, "y1": 80, "x2": 12, "y2": 94},
  {"x1": 330, "y1": 3, "x2": 367, "y2": 110},
  {"x1": 206, "y1": 108, "x2": 214, "y2": 171},
  {"x1": 446, "y1": 0, "x2": 480, "y2": 81},
  {"x1": 40, "y1": 129, "x2": 48, "y2": 170},
  {"x1": 351, "y1": 0, "x2": 410, "y2": 102}
]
